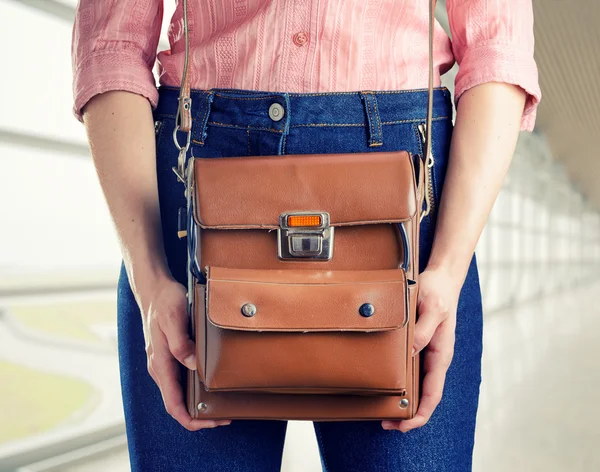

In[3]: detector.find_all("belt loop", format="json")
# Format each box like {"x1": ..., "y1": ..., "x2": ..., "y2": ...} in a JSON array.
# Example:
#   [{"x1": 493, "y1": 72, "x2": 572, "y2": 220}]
[
  {"x1": 191, "y1": 90, "x2": 215, "y2": 146},
  {"x1": 359, "y1": 91, "x2": 383, "y2": 147}
]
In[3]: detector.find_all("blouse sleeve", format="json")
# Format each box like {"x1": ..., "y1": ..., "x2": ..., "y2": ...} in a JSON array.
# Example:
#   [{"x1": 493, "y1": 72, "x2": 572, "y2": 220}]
[
  {"x1": 71, "y1": 0, "x2": 164, "y2": 123},
  {"x1": 446, "y1": 0, "x2": 542, "y2": 131}
]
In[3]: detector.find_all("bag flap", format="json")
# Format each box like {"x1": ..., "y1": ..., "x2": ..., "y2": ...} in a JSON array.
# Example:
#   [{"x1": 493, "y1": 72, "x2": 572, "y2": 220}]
[
  {"x1": 193, "y1": 150, "x2": 417, "y2": 229},
  {"x1": 205, "y1": 266, "x2": 408, "y2": 332}
]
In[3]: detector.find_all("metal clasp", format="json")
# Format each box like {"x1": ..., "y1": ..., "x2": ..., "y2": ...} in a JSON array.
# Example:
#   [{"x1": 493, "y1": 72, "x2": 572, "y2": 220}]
[
  {"x1": 171, "y1": 96, "x2": 193, "y2": 188},
  {"x1": 277, "y1": 211, "x2": 334, "y2": 260}
]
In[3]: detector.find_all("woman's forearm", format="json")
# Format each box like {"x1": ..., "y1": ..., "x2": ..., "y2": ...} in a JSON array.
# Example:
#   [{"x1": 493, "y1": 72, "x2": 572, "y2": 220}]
[
  {"x1": 427, "y1": 82, "x2": 527, "y2": 287},
  {"x1": 82, "y1": 91, "x2": 171, "y2": 311}
]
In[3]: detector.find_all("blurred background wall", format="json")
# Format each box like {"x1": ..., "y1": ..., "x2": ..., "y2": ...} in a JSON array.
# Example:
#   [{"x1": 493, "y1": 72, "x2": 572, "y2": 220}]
[{"x1": 0, "y1": 1, "x2": 598, "y2": 471}]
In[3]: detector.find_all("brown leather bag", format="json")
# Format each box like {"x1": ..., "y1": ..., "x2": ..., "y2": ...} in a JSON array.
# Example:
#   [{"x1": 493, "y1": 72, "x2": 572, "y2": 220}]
[{"x1": 170, "y1": 0, "x2": 438, "y2": 421}]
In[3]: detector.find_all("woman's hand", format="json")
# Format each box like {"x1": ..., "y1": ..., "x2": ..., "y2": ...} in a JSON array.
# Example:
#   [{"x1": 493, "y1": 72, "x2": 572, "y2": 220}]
[
  {"x1": 140, "y1": 275, "x2": 232, "y2": 431},
  {"x1": 381, "y1": 266, "x2": 462, "y2": 432},
  {"x1": 81, "y1": 91, "x2": 231, "y2": 431}
]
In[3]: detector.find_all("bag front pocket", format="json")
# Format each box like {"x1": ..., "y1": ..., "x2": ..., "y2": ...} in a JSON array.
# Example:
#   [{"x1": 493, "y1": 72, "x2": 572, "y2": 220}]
[{"x1": 196, "y1": 266, "x2": 412, "y2": 394}]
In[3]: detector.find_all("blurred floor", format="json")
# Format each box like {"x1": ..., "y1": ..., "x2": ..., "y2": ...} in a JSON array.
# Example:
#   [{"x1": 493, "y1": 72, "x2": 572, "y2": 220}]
[
  {"x1": 472, "y1": 280, "x2": 600, "y2": 472},
  {"x1": 59, "y1": 449, "x2": 129, "y2": 472},
  {"x1": 59, "y1": 280, "x2": 600, "y2": 472}
]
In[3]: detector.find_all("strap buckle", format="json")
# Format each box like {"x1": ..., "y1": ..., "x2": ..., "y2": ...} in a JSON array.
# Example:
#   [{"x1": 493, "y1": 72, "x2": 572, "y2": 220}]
[{"x1": 171, "y1": 96, "x2": 192, "y2": 186}]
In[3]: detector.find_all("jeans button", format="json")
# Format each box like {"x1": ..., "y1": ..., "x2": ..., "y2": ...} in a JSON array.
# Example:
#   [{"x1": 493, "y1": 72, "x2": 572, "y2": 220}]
[{"x1": 269, "y1": 103, "x2": 285, "y2": 121}]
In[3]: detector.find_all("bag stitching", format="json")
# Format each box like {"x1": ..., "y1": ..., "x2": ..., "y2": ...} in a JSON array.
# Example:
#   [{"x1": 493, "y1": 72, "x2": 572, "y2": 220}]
[{"x1": 208, "y1": 279, "x2": 405, "y2": 286}]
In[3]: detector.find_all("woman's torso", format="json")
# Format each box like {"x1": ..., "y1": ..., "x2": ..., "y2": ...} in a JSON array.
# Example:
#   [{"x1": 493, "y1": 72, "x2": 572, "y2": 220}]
[{"x1": 157, "y1": 0, "x2": 454, "y2": 92}]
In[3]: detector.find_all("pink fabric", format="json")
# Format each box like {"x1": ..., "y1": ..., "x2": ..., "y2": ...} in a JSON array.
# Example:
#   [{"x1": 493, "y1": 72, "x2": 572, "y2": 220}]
[{"x1": 72, "y1": 0, "x2": 541, "y2": 130}]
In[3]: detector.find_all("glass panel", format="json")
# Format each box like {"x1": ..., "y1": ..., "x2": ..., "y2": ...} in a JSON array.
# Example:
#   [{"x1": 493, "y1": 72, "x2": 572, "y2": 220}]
[
  {"x1": 0, "y1": 144, "x2": 120, "y2": 285},
  {"x1": 0, "y1": 148, "x2": 122, "y2": 451},
  {"x1": 0, "y1": 1, "x2": 87, "y2": 144}
]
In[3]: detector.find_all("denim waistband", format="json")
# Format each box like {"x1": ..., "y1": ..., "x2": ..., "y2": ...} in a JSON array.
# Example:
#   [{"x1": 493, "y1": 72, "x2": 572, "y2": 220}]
[{"x1": 155, "y1": 85, "x2": 453, "y2": 147}]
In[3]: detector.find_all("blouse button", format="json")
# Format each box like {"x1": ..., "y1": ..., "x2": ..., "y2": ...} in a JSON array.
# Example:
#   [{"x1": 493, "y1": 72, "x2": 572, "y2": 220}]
[{"x1": 292, "y1": 32, "x2": 309, "y2": 47}]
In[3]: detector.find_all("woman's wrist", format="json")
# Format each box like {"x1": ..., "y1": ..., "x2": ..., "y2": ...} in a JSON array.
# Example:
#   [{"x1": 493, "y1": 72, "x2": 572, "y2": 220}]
[
  {"x1": 125, "y1": 252, "x2": 174, "y2": 313},
  {"x1": 422, "y1": 253, "x2": 469, "y2": 295}
]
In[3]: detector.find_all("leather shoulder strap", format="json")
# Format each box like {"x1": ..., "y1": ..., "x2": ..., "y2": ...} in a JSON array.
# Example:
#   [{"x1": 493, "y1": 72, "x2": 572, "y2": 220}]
[
  {"x1": 426, "y1": 0, "x2": 435, "y2": 166},
  {"x1": 422, "y1": 0, "x2": 436, "y2": 220},
  {"x1": 176, "y1": 0, "x2": 192, "y2": 134}
]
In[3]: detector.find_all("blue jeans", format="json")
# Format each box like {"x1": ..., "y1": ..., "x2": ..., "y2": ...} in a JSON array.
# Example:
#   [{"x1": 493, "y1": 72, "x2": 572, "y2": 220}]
[{"x1": 117, "y1": 85, "x2": 484, "y2": 471}]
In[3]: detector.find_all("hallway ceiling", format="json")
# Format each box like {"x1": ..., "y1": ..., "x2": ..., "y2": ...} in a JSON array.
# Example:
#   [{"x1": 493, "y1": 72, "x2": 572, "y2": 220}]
[{"x1": 532, "y1": 0, "x2": 600, "y2": 208}]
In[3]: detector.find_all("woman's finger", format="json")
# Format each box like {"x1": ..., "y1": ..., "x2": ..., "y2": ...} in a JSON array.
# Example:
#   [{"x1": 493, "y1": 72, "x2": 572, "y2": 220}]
[
  {"x1": 148, "y1": 321, "x2": 231, "y2": 430},
  {"x1": 157, "y1": 302, "x2": 197, "y2": 371},
  {"x1": 382, "y1": 316, "x2": 456, "y2": 432},
  {"x1": 152, "y1": 339, "x2": 231, "y2": 430},
  {"x1": 412, "y1": 293, "x2": 450, "y2": 355},
  {"x1": 399, "y1": 318, "x2": 455, "y2": 432}
]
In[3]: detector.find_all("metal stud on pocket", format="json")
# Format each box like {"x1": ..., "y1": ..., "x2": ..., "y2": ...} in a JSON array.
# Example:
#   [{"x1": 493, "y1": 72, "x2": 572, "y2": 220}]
[
  {"x1": 241, "y1": 303, "x2": 257, "y2": 317},
  {"x1": 399, "y1": 399, "x2": 409, "y2": 409},
  {"x1": 359, "y1": 303, "x2": 375, "y2": 317},
  {"x1": 197, "y1": 402, "x2": 208, "y2": 412}
]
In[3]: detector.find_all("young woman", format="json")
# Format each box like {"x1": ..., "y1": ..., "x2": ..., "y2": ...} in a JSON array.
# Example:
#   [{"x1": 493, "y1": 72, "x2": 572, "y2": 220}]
[{"x1": 72, "y1": 1, "x2": 541, "y2": 470}]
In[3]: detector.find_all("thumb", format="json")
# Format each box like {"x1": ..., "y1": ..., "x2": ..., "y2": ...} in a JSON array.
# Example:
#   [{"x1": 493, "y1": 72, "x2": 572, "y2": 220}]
[{"x1": 160, "y1": 311, "x2": 197, "y2": 371}]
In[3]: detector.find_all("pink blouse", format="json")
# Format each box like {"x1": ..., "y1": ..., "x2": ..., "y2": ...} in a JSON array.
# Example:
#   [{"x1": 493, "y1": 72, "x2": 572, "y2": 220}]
[{"x1": 72, "y1": 0, "x2": 541, "y2": 131}]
